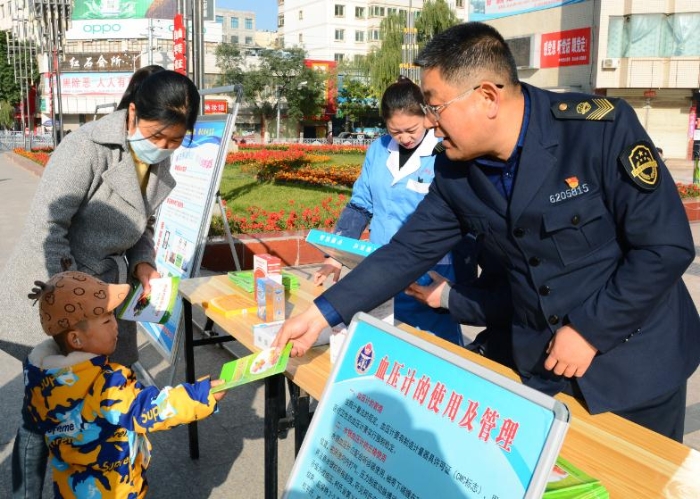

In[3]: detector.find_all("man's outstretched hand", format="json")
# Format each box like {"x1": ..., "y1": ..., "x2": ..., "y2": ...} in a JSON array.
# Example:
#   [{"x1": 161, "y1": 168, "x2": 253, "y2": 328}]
[{"x1": 271, "y1": 304, "x2": 331, "y2": 357}]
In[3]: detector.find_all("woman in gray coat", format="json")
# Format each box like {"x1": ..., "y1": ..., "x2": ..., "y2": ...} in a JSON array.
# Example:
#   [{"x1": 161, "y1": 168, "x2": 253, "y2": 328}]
[{"x1": 2, "y1": 70, "x2": 200, "y2": 498}]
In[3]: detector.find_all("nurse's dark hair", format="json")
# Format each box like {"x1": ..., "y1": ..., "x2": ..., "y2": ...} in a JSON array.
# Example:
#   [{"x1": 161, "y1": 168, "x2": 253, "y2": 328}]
[
  {"x1": 380, "y1": 75, "x2": 424, "y2": 120},
  {"x1": 117, "y1": 65, "x2": 165, "y2": 110},
  {"x1": 132, "y1": 70, "x2": 200, "y2": 131},
  {"x1": 415, "y1": 22, "x2": 519, "y2": 87}
]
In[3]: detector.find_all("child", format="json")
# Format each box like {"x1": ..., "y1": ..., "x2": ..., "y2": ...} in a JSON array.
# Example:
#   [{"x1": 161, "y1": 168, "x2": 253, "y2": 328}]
[{"x1": 22, "y1": 271, "x2": 225, "y2": 498}]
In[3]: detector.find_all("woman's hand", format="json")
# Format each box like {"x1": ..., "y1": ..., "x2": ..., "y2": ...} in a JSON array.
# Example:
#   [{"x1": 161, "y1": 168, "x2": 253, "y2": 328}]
[
  {"x1": 134, "y1": 262, "x2": 160, "y2": 297},
  {"x1": 313, "y1": 258, "x2": 342, "y2": 286}
]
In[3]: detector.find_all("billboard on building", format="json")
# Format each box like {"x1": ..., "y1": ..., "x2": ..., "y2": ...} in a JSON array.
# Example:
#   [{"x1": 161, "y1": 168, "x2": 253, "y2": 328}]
[
  {"x1": 57, "y1": 73, "x2": 132, "y2": 96},
  {"x1": 65, "y1": 19, "x2": 222, "y2": 42},
  {"x1": 540, "y1": 27, "x2": 591, "y2": 68},
  {"x1": 468, "y1": 0, "x2": 584, "y2": 21},
  {"x1": 71, "y1": 0, "x2": 176, "y2": 20}
]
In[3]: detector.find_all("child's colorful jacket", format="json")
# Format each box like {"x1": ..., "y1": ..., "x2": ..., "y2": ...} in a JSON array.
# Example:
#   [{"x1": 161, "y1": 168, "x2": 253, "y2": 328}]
[{"x1": 24, "y1": 340, "x2": 218, "y2": 498}]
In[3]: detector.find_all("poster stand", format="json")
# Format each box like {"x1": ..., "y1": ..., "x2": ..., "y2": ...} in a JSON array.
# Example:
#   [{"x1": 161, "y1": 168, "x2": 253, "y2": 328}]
[{"x1": 131, "y1": 85, "x2": 244, "y2": 389}]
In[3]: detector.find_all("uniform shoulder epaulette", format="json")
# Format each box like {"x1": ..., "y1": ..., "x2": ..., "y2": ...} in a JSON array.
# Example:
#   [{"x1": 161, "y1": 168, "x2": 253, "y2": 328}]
[
  {"x1": 432, "y1": 142, "x2": 445, "y2": 155},
  {"x1": 551, "y1": 98, "x2": 616, "y2": 121}
]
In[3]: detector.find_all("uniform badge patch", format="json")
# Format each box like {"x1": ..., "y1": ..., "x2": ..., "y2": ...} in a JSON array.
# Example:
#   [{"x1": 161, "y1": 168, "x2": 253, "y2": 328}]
[
  {"x1": 565, "y1": 176, "x2": 579, "y2": 188},
  {"x1": 551, "y1": 98, "x2": 615, "y2": 121},
  {"x1": 619, "y1": 141, "x2": 660, "y2": 191}
]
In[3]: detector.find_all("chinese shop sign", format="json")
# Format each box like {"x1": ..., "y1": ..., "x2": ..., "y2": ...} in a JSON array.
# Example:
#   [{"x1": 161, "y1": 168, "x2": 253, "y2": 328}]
[{"x1": 540, "y1": 27, "x2": 591, "y2": 68}]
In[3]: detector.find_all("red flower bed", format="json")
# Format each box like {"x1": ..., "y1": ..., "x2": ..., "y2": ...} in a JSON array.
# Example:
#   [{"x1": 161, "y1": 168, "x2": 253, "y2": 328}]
[
  {"x1": 14, "y1": 148, "x2": 51, "y2": 166},
  {"x1": 212, "y1": 195, "x2": 347, "y2": 234},
  {"x1": 676, "y1": 183, "x2": 700, "y2": 199},
  {"x1": 226, "y1": 147, "x2": 360, "y2": 187}
]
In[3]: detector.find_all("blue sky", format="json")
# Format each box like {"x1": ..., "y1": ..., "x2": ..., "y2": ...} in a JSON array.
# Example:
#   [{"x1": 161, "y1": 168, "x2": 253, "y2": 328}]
[{"x1": 217, "y1": 0, "x2": 278, "y2": 32}]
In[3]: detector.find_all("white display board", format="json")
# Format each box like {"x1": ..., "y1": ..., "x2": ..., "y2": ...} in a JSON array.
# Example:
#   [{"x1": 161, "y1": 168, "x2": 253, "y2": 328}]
[{"x1": 139, "y1": 114, "x2": 234, "y2": 362}]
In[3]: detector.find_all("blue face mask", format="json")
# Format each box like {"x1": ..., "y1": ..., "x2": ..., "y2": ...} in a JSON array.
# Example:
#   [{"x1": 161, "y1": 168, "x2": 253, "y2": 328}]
[{"x1": 127, "y1": 126, "x2": 175, "y2": 164}]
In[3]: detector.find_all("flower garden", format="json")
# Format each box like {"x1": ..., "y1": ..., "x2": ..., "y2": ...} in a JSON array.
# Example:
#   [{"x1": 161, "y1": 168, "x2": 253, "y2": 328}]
[
  {"x1": 14, "y1": 145, "x2": 700, "y2": 235},
  {"x1": 15, "y1": 144, "x2": 366, "y2": 236}
]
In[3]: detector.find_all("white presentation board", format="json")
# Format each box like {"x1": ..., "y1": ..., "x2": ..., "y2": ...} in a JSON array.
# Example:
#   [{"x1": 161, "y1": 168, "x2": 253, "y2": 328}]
[{"x1": 285, "y1": 313, "x2": 570, "y2": 499}]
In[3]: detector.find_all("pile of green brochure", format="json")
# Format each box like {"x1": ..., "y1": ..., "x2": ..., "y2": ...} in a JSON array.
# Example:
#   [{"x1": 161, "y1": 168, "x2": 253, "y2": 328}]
[
  {"x1": 228, "y1": 271, "x2": 299, "y2": 293},
  {"x1": 543, "y1": 457, "x2": 609, "y2": 498}
]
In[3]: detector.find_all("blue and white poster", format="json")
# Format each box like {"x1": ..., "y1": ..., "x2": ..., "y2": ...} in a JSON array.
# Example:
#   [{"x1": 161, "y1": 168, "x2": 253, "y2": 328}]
[
  {"x1": 285, "y1": 314, "x2": 569, "y2": 499},
  {"x1": 140, "y1": 114, "x2": 233, "y2": 362},
  {"x1": 468, "y1": 0, "x2": 585, "y2": 21}
]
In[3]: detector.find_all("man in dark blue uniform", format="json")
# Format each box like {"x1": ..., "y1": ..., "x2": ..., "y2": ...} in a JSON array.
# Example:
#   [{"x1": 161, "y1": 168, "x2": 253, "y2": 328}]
[{"x1": 273, "y1": 22, "x2": 700, "y2": 441}]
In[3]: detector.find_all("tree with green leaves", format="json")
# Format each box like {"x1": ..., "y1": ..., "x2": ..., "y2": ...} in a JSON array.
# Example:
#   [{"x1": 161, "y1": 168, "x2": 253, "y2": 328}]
[
  {"x1": 364, "y1": 1, "x2": 459, "y2": 93},
  {"x1": 336, "y1": 78, "x2": 378, "y2": 132},
  {"x1": 0, "y1": 33, "x2": 26, "y2": 129},
  {"x1": 415, "y1": 0, "x2": 460, "y2": 49},
  {"x1": 366, "y1": 13, "x2": 406, "y2": 99},
  {"x1": 216, "y1": 46, "x2": 327, "y2": 138}
]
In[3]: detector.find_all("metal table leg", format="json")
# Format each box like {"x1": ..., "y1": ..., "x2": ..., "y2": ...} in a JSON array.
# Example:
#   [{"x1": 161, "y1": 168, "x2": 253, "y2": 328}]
[
  {"x1": 264, "y1": 374, "x2": 286, "y2": 499},
  {"x1": 184, "y1": 299, "x2": 199, "y2": 460}
]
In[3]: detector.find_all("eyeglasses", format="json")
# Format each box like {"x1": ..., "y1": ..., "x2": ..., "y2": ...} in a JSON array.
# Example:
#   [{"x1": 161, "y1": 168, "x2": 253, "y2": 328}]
[{"x1": 420, "y1": 83, "x2": 504, "y2": 123}]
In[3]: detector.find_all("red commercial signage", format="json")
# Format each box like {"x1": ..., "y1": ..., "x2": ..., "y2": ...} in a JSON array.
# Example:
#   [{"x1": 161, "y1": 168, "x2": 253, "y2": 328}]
[
  {"x1": 173, "y1": 14, "x2": 187, "y2": 76},
  {"x1": 204, "y1": 99, "x2": 228, "y2": 114},
  {"x1": 540, "y1": 27, "x2": 591, "y2": 68}
]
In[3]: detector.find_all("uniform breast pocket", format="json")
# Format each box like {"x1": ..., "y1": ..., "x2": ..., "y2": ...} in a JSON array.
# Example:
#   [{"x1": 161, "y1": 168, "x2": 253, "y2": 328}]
[
  {"x1": 406, "y1": 178, "x2": 431, "y2": 194},
  {"x1": 542, "y1": 195, "x2": 616, "y2": 266}
]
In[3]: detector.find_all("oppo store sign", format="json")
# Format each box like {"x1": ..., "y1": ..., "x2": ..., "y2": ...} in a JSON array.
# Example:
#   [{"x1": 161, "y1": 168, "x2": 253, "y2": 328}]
[{"x1": 66, "y1": 19, "x2": 221, "y2": 42}]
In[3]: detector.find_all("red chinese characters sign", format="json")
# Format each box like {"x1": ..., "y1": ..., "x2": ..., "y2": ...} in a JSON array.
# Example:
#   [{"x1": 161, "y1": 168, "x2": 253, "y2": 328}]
[
  {"x1": 204, "y1": 99, "x2": 228, "y2": 114},
  {"x1": 173, "y1": 14, "x2": 187, "y2": 76},
  {"x1": 540, "y1": 27, "x2": 590, "y2": 68}
]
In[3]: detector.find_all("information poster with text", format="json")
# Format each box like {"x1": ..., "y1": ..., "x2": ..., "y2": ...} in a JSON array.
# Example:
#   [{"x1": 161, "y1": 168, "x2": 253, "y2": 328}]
[
  {"x1": 285, "y1": 314, "x2": 569, "y2": 499},
  {"x1": 140, "y1": 115, "x2": 232, "y2": 362}
]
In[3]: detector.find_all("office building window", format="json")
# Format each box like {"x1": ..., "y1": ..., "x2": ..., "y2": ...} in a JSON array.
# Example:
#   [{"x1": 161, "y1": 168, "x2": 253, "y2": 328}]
[
  {"x1": 278, "y1": 15, "x2": 284, "y2": 27},
  {"x1": 334, "y1": 29, "x2": 345, "y2": 41},
  {"x1": 335, "y1": 4, "x2": 345, "y2": 17},
  {"x1": 245, "y1": 18, "x2": 253, "y2": 30},
  {"x1": 355, "y1": 6, "x2": 364, "y2": 18},
  {"x1": 231, "y1": 17, "x2": 239, "y2": 28},
  {"x1": 456, "y1": 0, "x2": 463, "y2": 7},
  {"x1": 299, "y1": 10, "x2": 303, "y2": 20},
  {"x1": 299, "y1": 33, "x2": 303, "y2": 43},
  {"x1": 334, "y1": 53, "x2": 344, "y2": 62},
  {"x1": 231, "y1": 35, "x2": 239, "y2": 44},
  {"x1": 215, "y1": 15, "x2": 223, "y2": 23},
  {"x1": 355, "y1": 30, "x2": 364, "y2": 42}
]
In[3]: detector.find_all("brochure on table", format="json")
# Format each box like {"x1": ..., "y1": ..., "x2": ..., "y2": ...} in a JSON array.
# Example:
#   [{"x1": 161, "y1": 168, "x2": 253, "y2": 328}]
[
  {"x1": 140, "y1": 114, "x2": 234, "y2": 363},
  {"x1": 284, "y1": 313, "x2": 570, "y2": 499}
]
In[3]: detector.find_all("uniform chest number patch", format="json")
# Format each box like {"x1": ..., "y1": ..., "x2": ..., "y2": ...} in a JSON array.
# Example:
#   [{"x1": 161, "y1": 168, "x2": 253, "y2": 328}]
[{"x1": 619, "y1": 141, "x2": 660, "y2": 191}]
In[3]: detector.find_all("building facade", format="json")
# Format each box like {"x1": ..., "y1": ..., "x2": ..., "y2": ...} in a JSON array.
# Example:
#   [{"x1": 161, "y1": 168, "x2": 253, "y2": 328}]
[
  {"x1": 279, "y1": 0, "x2": 443, "y2": 63},
  {"x1": 484, "y1": 0, "x2": 700, "y2": 159}
]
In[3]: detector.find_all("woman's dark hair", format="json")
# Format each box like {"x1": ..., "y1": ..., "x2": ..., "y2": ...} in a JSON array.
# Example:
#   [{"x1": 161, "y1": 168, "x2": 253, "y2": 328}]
[
  {"x1": 132, "y1": 70, "x2": 200, "y2": 131},
  {"x1": 380, "y1": 76, "x2": 424, "y2": 121},
  {"x1": 117, "y1": 65, "x2": 165, "y2": 110}
]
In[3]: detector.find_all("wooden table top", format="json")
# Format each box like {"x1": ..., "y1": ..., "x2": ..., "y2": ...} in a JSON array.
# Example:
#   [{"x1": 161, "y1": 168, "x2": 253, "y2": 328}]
[{"x1": 179, "y1": 273, "x2": 700, "y2": 498}]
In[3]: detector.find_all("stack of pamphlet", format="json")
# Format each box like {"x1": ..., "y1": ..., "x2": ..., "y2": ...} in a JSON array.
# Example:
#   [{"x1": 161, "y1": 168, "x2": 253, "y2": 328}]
[
  {"x1": 305, "y1": 229, "x2": 380, "y2": 269},
  {"x1": 543, "y1": 457, "x2": 609, "y2": 498},
  {"x1": 228, "y1": 270, "x2": 299, "y2": 293},
  {"x1": 203, "y1": 293, "x2": 258, "y2": 318}
]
